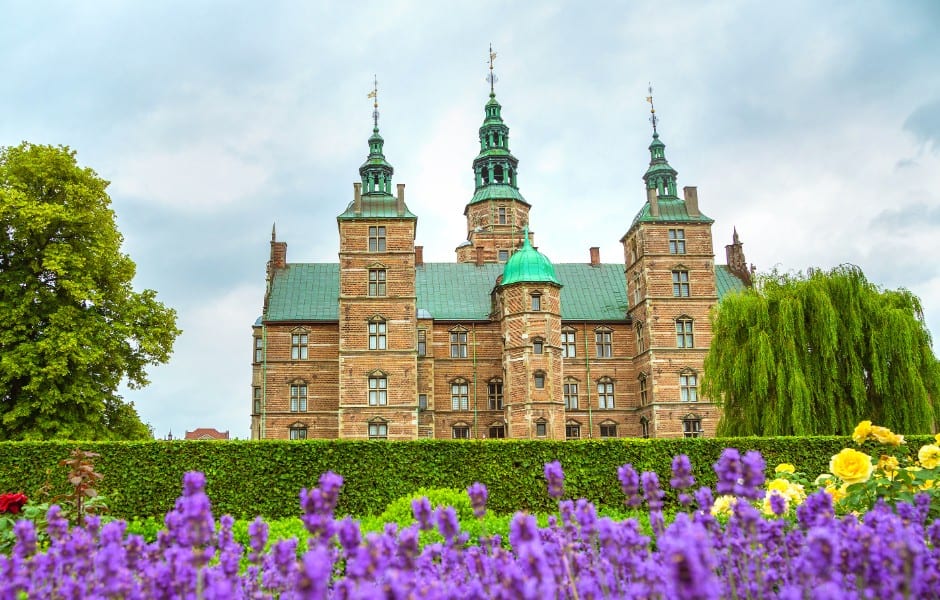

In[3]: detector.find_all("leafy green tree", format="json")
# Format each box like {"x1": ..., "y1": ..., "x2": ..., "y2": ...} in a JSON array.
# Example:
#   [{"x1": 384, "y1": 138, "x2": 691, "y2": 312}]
[
  {"x1": 0, "y1": 143, "x2": 180, "y2": 440},
  {"x1": 704, "y1": 265, "x2": 940, "y2": 436}
]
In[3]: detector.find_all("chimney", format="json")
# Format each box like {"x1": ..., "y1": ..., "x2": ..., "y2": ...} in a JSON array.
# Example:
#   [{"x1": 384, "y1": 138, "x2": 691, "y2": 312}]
[
  {"x1": 415, "y1": 245, "x2": 424, "y2": 266},
  {"x1": 396, "y1": 183, "x2": 406, "y2": 215},
  {"x1": 589, "y1": 246, "x2": 600, "y2": 266},
  {"x1": 353, "y1": 182, "x2": 362, "y2": 215},
  {"x1": 683, "y1": 186, "x2": 700, "y2": 217},
  {"x1": 647, "y1": 187, "x2": 660, "y2": 217},
  {"x1": 475, "y1": 246, "x2": 485, "y2": 266}
]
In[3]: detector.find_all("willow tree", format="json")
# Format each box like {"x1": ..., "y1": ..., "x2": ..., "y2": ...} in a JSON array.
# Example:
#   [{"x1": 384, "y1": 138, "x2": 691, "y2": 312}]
[{"x1": 704, "y1": 265, "x2": 940, "y2": 436}]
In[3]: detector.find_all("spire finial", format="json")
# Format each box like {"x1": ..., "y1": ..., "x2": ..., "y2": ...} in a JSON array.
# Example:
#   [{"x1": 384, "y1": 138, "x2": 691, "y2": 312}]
[
  {"x1": 368, "y1": 74, "x2": 379, "y2": 131},
  {"x1": 271, "y1": 222, "x2": 277, "y2": 242},
  {"x1": 646, "y1": 82, "x2": 658, "y2": 135},
  {"x1": 487, "y1": 44, "x2": 498, "y2": 97}
]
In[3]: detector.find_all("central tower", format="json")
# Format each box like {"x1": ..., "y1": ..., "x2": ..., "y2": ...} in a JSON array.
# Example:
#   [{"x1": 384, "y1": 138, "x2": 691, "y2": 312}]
[{"x1": 457, "y1": 46, "x2": 532, "y2": 264}]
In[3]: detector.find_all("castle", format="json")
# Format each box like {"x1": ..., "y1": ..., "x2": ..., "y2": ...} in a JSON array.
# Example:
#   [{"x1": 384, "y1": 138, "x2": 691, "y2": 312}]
[{"x1": 250, "y1": 76, "x2": 751, "y2": 441}]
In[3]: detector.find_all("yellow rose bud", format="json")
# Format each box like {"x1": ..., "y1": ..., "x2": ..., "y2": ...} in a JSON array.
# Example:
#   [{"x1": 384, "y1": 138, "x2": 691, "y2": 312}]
[
  {"x1": 824, "y1": 483, "x2": 847, "y2": 504},
  {"x1": 877, "y1": 454, "x2": 899, "y2": 479},
  {"x1": 918, "y1": 444, "x2": 940, "y2": 469},
  {"x1": 852, "y1": 420, "x2": 872, "y2": 444},
  {"x1": 829, "y1": 448, "x2": 874, "y2": 485},
  {"x1": 774, "y1": 463, "x2": 796, "y2": 474}
]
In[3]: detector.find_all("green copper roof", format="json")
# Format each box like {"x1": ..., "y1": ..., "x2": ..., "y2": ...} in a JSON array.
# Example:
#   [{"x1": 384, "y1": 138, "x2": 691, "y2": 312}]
[
  {"x1": 628, "y1": 196, "x2": 714, "y2": 230},
  {"x1": 262, "y1": 262, "x2": 748, "y2": 323},
  {"x1": 468, "y1": 183, "x2": 528, "y2": 205},
  {"x1": 337, "y1": 197, "x2": 417, "y2": 220},
  {"x1": 500, "y1": 231, "x2": 560, "y2": 286},
  {"x1": 714, "y1": 265, "x2": 748, "y2": 298}
]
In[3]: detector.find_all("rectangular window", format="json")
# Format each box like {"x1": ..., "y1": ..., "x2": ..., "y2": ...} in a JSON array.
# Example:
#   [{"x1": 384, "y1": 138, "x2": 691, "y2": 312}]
[
  {"x1": 565, "y1": 424, "x2": 581, "y2": 439},
  {"x1": 672, "y1": 270, "x2": 690, "y2": 297},
  {"x1": 290, "y1": 384, "x2": 307, "y2": 412},
  {"x1": 369, "y1": 423, "x2": 388, "y2": 439},
  {"x1": 669, "y1": 229, "x2": 686, "y2": 254},
  {"x1": 564, "y1": 382, "x2": 579, "y2": 410},
  {"x1": 600, "y1": 424, "x2": 617, "y2": 438},
  {"x1": 368, "y1": 269, "x2": 386, "y2": 297},
  {"x1": 536, "y1": 422, "x2": 547, "y2": 437},
  {"x1": 683, "y1": 419, "x2": 702, "y2": 438},
  {"x1": 635, "y1": 323, "x2": 645, "y2": 354},
  {"x1": 680, "y1": 373, "x2": 698, "y2": 402},
  {"x1": 533, "y1": 339, "x2": 544, "y2": 354},
  {"x1": 488, "y1": 381, "x2": 503, "y2": 410},
  {"x1": 418, "y1": 394, "x2": 428, "y2": 410},
  {"x1": 253, "y1": 387, "x2": 262, "y2": 414},
  {"x1": 289, "y1": 427, "x2": 307, "y2": 440},
  {"x1": 531, "y1": 295, "x2": 541, "y2": 311},
  {"x1": 369, "y1": 375, "x2": 387, "y2": 406},
  {"x1": 595, "y1": 330, "x2": 612, "y2": 358},
  {"x1": 641, "y1": 419, "x2": 650, "y2": 438},
  {"x1": 417, "y1": 330, "x2": 427, "y2": 357},
  {"x1": 291, "y1": 333, "x2": 308, "y2": 360},
  {"x1": 488, "y1": 424, "x2": 506, "y2": 439},
  {"x1": 369, "y1": 321, "x2": 387, "y2": 350},
  {"x1": 633, "y1": 272, "x2": 642, "y2": 306},
  {"x1": 368, "y1": 226, "x2": 386, "y2": 252},
  {"x1": 534, "y1": 373, "x2": 545, "y2": 389},
  {"x1": 498, "y1": 207, "x2": 507, "y2": 225},
  {"x1": 498, "y1": 249, "x2": 509, "y2": 262},
  {"x1": 639, "y1": 376, "x2": 648, "y2": 405},
  {"x1": 561, "y1": 330, "x2": 576, "y2": 358},
  {"x1": 450, "y1": 331, "x2": 468, "y2": 358},
  {"x1": 676, "y1": 319, "x2": 694, "y2": 348},
  {"x1": 451, "y1": 381, "x2": 469, "y2": 411},
  {"x1": 254, "y1": 337, "x2": 263, "y2": 362},
  {"x1": 597, "y1": 380, "x2": 614, "y2": 409},
  {"x1": 452, "y1": 426, "x2": 470, "y2": 439}
]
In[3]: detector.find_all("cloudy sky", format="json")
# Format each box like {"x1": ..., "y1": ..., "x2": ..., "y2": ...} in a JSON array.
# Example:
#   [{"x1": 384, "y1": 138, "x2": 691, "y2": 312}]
[{"x1": 3, "y1": 1, "x2": 939, "y2": 439}]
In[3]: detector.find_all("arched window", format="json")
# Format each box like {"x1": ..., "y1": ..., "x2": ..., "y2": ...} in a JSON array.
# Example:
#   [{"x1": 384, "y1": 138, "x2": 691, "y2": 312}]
[
  {"x1": 451, "y1": 378, "x2": 470, "y2": 411},
  {"x1": 368, "y1": 372, "x2": 387, "y2": 406},
  {"x1": 640, "y1": 417, "x2": 650, "y2": 439},
  {"x1": 597, "y1": 377, "x2": 614, "y2": 409},
  {"x1": 676, "y1": 316, "x2": 694, "y2": 348}
]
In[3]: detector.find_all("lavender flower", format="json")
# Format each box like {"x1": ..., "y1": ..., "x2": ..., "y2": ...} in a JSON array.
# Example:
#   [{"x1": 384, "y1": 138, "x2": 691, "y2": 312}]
[
  {"x1": 618, "y1": 463, "x2": 642, "y2": 508},
  {"x1": 467, "y1": 482, "x2": 488, "y2": 519},
  {"x1": 544, "y1": 460, "x2": 564, "y2": 499}
]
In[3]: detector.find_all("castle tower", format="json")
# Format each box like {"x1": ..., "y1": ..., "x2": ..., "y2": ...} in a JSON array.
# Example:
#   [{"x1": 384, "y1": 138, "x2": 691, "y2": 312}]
[
  {"x1": 621, "y1": 90, "x2": 720, "y2": 438},
  {"x1": 336, "y1": 82, "x2": 419, "y2": 439},
  {"x1": 457, "y1": 47, "x2": 532, "y2": 264},
  {"x1": 497, "y1": 228, "x2": 565, "y2": 438}
]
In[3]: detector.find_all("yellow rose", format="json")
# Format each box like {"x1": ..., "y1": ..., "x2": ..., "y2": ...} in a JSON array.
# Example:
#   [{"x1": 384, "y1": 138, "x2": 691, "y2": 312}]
[
  {"x1": 774, "y1": 463, "x2": 796, "y2": 474},
  {"x1": 877, "y1": 455, "x2": 899, "y2": 479},
  {"x1": 870, "y1": 426, "x2": 903, "y2": 446},
  {"x1": 934, "y1": 433, "x2": 940, "y2": 445},
  {"x1": 814, "y1": 473, "x2": 835, "y2": 486},
  {"x1": 710, "y1": 495, "x2": 737, "y2": 517},
  {"x1": 852, "y1": 421, "x2": 872, "y2": 444},
  {"x1": 829, "y1": 448, "x2": 874, "y2": 485},
  {"x1": 824, "y1": 483, "x2": 847, "y2": 504},
  {"x1": 918, "y1": 444, "x2": 940, "y2": 469}
]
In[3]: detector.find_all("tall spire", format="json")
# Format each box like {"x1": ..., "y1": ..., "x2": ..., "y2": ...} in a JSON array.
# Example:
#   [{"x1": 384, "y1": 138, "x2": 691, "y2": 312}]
[
  {"x1": 642, "y1": 84, "x2": 678, "y2": 198},
  {"x1": 360, "y1": 75, "x2": 394, "y2": 196},
  {"x1": 470, "y1": 45, "x2": 523, "y2": 200}
]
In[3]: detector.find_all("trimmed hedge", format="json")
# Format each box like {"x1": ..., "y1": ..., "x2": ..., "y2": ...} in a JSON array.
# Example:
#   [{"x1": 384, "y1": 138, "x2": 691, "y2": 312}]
[{"x1": 0, "y1": 437, "x2": 931, "y2": 519}]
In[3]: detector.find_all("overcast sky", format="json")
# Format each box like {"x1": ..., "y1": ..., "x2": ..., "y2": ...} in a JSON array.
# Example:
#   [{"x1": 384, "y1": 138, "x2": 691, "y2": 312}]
[{"x1": 2, "y1": 1, "x2": 938, "y2": 439}]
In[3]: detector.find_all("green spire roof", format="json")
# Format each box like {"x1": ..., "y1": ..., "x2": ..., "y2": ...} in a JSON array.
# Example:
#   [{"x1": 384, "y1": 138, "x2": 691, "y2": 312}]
[
  {"x1": 643, "y1": 132, "x2": 679, "y2": 198},
  {"x1": 501, "y1": 227, "x2": 560, "y2": 286},
  {"x1": 468, "y1": 90, "x2": 526, "y2": 206}
]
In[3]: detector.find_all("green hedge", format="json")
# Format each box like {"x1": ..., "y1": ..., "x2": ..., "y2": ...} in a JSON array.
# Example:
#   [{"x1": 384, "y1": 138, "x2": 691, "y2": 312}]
[{"x1": 0, "y1": 437, "x2": 931, "y2": 519}]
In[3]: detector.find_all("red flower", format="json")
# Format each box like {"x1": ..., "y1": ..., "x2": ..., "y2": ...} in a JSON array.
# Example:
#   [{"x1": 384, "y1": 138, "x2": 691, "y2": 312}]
[{"x1": 0, "y1": 493, "x2": 28, "y2": 514}]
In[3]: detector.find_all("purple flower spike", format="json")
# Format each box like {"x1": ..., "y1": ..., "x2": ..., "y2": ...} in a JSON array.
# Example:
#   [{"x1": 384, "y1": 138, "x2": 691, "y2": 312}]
[
  {"x1": 467, "y1": 482, "x2": 489, "y2": 519},
  {"x1": 412, "y1": 496, "x2": 433, "y2": 531},
  {"x1": 739, "y1": 450, "x2": 766, "y2": 499},
  {"x1": 544, "y1": 461, "x2": 565, "y2": 499},
  {"x1": 713, "y1": 448, "x2": 742, "y2": 495},
  {"x1": 436, "y1": 506, "x2": 460, "y2": 543},
  {"x1": 618, "y1": 464, "x2": 642, "y2": 508},
  {"x1": 670, "y1": 454, "x2": 695, "y2": 491},
  {"x1": 640, "y1": 471, "x2": 664, "y2": 512}
]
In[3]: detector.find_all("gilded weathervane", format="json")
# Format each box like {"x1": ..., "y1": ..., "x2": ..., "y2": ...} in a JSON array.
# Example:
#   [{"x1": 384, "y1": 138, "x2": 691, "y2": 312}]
[
  {"x1": 646, "y1": 83, "x2": 659, "y2": 134},
  {"x1": 368, "y1": 75, "x2": 379, "y2": 129},
  {"x1": 487, "y1": 44, "x2": 498, "y2": 95}
]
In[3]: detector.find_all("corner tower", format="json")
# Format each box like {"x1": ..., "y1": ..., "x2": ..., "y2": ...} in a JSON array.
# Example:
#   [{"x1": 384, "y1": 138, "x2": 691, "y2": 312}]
[
  {"x1": 457, "y1": 47, "x2": 532, "y2": 264},
  {"x1": 496, "y1": 228, "x2": 565, "y2": 439},
  {"x1": 621, "y1": 88, "x2": 720, "y2": 438},
  {"x1": 336, "y1": 80, "x2": 419, "y2": 439}
]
